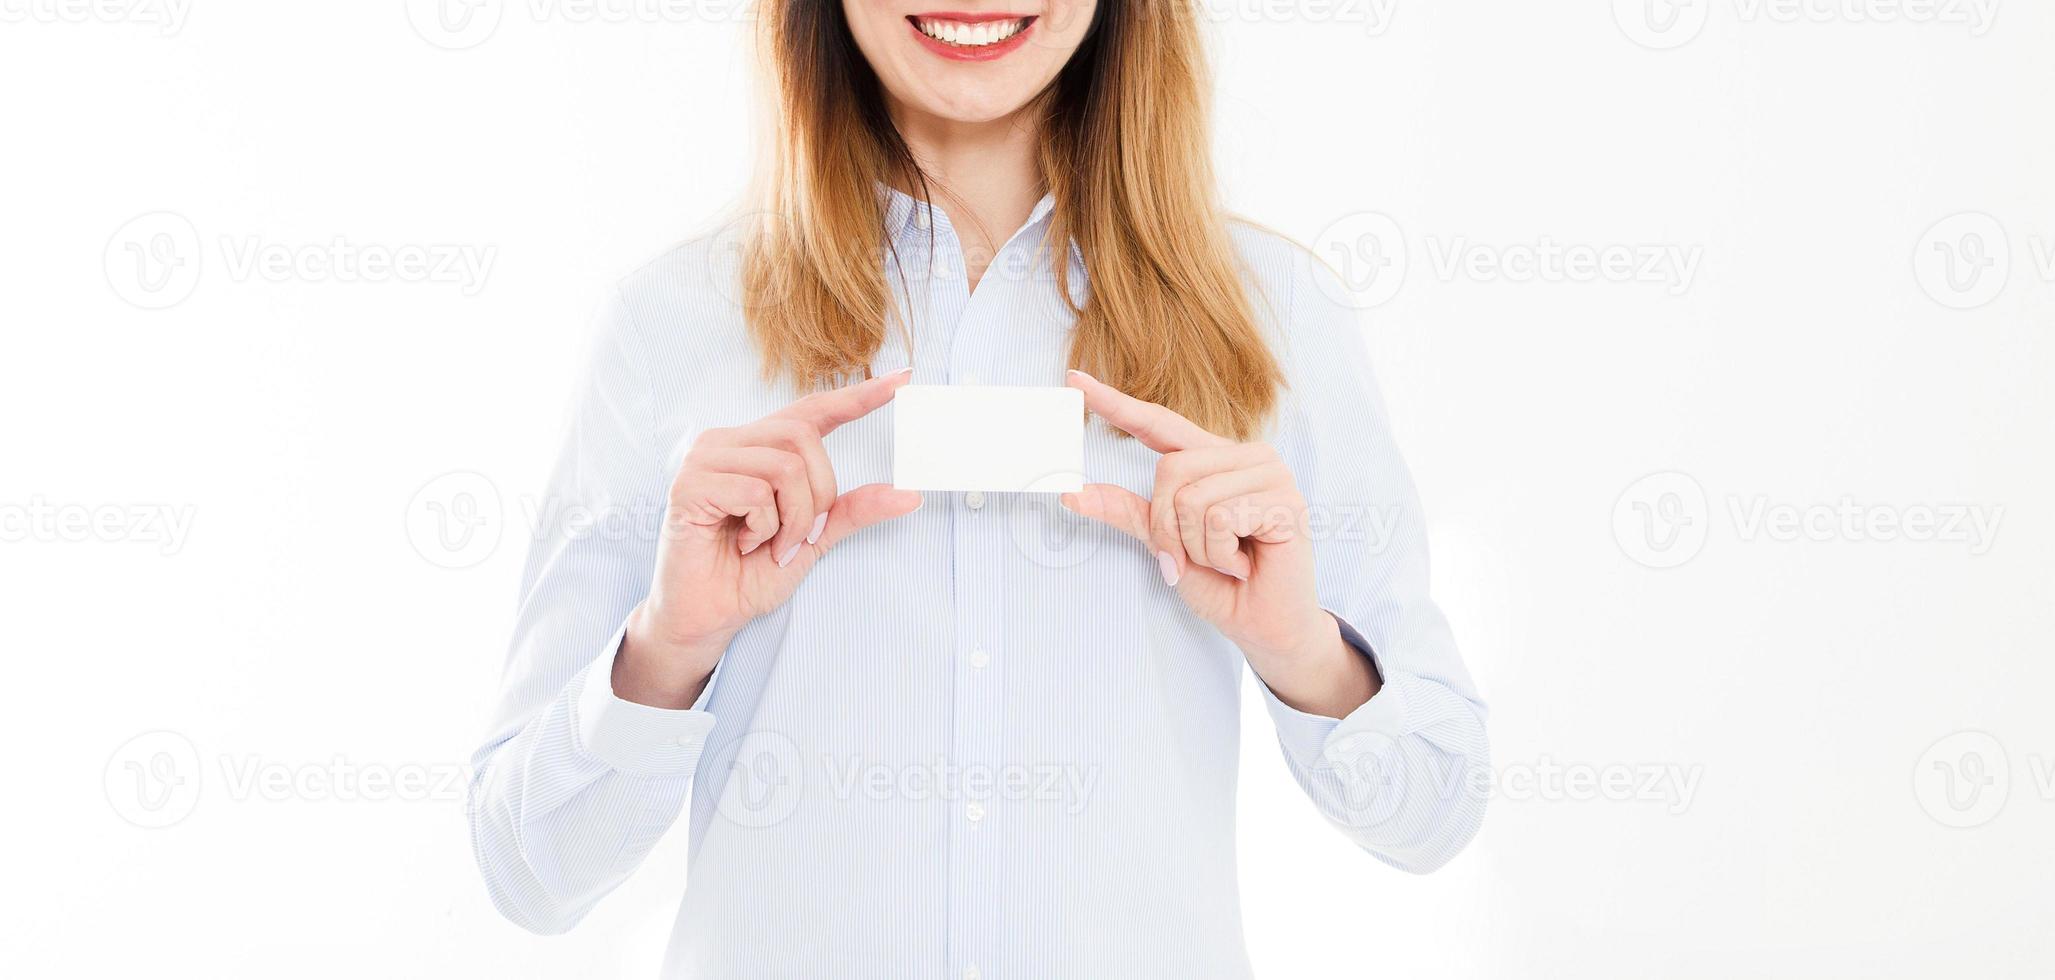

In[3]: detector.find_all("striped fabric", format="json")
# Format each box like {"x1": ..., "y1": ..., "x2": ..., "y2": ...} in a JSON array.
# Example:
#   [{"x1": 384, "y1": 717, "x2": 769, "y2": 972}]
[{"x1": 467, "y1": 189, "x2": 1489, "y2": 979}]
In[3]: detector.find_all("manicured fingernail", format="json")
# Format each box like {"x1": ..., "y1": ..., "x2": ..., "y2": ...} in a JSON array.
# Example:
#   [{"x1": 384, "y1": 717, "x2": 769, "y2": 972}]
[
  {"x1": 1156, "y1": 551, "x2": 1180, "y2": 587},
  {"x1": 1218, "y1": 565, "x2": 1248, "y2": 581},
  {"x1": 777, "y1": 541, "x2": 804, "y2": 568},
  {"x1": 807, "y1": 513, "x2": 828, "y2": 544},
  {"x1": 739, "y1": 537, "x2": 761, "y2": 556},
  {"x1": 1067, "y1": 369, "x2": 1096, "y2": 384},
  {"x1": 885, "y1": 366, "x2": 914, "y2": 378}
]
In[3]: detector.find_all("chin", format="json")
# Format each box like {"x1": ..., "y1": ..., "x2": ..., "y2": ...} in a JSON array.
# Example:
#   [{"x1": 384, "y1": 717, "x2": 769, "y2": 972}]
[
  {"x1": 923, "y1": 95, "x2": 1027, "y2": 124},
  {"x1": 850, "y1": 5, "x2": 1081, "y2": 128}
]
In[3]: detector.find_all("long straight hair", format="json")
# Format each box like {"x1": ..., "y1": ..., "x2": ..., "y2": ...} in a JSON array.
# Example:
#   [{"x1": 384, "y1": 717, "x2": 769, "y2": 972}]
[{"x1": 741, "y1": 0, "x2": 1282, "y2": 440}]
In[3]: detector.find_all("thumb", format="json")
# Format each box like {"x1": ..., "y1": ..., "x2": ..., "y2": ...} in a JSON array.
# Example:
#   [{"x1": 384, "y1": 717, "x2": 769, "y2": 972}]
[
  {"x1": 1059, "y1": 483, "x2": 1152, "y2": 543},
  {"x1": 811, "y1": 483, "x2": 925, "y2": 552}
]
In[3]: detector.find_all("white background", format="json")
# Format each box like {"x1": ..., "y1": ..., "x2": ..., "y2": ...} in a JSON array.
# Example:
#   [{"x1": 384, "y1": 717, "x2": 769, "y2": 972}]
[{"x1": 3, "y1": 1, "x2": 2051, "y2": 977}]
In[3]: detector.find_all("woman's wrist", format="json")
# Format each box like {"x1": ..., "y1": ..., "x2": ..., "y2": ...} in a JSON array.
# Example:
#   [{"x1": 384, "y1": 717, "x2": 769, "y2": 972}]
[
  {"x1": 612, "y1": 604, "x2": 729, "y2": 709},
  {"x1": 1243, "y1": 610, "x2": 1381, "y2": 720}
]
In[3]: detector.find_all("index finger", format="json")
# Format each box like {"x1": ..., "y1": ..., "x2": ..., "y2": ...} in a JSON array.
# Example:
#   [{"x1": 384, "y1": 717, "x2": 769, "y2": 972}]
[
  {"x1": 773, "y1": 366, "x2": 915, "y2": 435},
  {"x1": 1065, "y1": 369, "x2": 1230, "y2": 453}
]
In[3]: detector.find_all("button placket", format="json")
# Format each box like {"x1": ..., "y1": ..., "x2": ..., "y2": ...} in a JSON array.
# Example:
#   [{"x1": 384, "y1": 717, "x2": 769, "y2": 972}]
[
  {"x1": 946, "y1": 486, "x2": 1004, "y2": 976},
  {"x1": 937, "y1": 213, "x2": 1046, "y2": 980}
]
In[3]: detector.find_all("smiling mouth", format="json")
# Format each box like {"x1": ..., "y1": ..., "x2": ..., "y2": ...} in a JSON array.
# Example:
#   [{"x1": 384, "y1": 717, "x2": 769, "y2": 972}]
[{"x1": 906, "y1": 13, "x2": 1037, "y2": 49}]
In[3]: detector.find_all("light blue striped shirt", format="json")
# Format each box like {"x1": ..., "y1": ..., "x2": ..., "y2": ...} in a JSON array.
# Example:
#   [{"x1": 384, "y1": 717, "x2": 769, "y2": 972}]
[{"x1": 468, "y1": 190, "x2": 1488, "y2": 978}]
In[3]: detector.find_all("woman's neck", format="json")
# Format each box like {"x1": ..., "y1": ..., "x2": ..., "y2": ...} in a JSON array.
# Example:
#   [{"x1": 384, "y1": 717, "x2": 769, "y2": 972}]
[{"x1": 889, "y1": 104, "x2": 1044, "y2": 291}]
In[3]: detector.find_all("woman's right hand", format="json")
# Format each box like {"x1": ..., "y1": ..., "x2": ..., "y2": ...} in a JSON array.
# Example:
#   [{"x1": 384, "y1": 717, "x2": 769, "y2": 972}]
[{"x1": 613, "y1": 368, "x2": 921, "y2": 708}]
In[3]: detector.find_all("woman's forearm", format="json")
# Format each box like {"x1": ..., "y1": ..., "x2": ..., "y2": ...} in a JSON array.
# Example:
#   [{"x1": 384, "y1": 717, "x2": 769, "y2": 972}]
[
  {"x1": 1242, "y1": 612, "x2": 1382, "y2": 721},
  {"x1": 612, "y1": 604, "x2": 726, "y2": 710}
]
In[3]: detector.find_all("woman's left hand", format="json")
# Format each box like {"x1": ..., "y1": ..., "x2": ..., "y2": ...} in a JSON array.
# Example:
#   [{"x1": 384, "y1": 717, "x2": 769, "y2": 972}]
[{"x1": 1060, "y1": 371, "x2": 1377, "y2": 716}]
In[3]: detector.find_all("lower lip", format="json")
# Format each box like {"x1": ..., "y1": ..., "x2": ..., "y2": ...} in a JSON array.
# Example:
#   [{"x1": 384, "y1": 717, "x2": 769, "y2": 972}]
[{"x1": 906, "y1": 17, "x2": 1037, "y2": 62}]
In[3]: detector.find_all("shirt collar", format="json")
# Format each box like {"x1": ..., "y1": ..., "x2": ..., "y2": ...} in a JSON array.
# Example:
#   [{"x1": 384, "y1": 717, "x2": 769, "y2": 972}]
[
  {"x1": 877, "y1": 183, "x2": 1087, "y2": 295},
  {"x1": 880, "y1": 184, "x2": 1074, "y2": 252}
]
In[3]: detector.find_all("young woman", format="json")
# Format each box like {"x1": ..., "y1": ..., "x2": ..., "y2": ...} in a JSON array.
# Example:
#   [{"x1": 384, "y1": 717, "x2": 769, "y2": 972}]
[{"x1": 469, "y1": 1, "x2": 1488, "y2": 975}]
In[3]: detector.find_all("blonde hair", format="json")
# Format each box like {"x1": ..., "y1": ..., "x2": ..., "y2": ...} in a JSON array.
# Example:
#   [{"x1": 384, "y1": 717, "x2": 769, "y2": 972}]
[{"x1": 742, "y1": 0, "x2": 1282, "y2": 440}]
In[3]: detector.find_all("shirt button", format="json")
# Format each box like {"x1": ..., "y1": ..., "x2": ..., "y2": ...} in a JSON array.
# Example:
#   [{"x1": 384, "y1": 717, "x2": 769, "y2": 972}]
[
  {"x1": 958, "y1": 372, "x2": 981, "y2": 385},
  {"x1": 969, "y1": 648, "x2": 990, "y2": 669},
  {"x1": 965, "y1": 801, "x2": 986, "y2": 823},
  {"x1": 964, "y1": 491, "x2": 986, "y2": 510},
  {"x1": 674, "y1": 735, "x2": 696, "y2": 747},
  {"x1": 964, "y1": 967, "x2": 981, "y2": 980}
]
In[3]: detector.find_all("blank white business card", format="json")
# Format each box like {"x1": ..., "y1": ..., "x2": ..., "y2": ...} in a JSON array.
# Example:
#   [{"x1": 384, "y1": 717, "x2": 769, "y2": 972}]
[{"x1": 893, "y1": 385, "x2": 1085, "y2": 493}]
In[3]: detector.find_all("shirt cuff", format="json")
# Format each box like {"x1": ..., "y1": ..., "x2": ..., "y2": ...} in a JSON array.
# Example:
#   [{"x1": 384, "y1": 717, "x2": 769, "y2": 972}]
[
  {"x1": 1257, "y1": 613, "x2": 1411, "y2": 774},
  {"x1": 572, "y1": 623, "x2": 719, "y2": 779}
]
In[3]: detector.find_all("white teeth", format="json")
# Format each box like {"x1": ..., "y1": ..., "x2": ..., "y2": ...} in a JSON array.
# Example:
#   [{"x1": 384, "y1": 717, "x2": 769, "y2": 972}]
[{"x1": 915, "y1": 17, "x2": 1025, "y2": 47}]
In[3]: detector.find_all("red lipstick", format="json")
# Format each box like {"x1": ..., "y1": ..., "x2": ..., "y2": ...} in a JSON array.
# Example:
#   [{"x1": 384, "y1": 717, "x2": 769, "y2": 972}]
[{"x1": 905, "y1": 13, "x2": 1038, "y2": 62}]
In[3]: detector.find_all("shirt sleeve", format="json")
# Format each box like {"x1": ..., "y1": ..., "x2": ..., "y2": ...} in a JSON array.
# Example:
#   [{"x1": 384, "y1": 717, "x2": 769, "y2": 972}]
[
  {"x1": 1254, "y1": 249, "x2": 1491, "y2": 874},
  {"x1": 465, "y1": 287, "x2": 720, "y2": 934}
]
